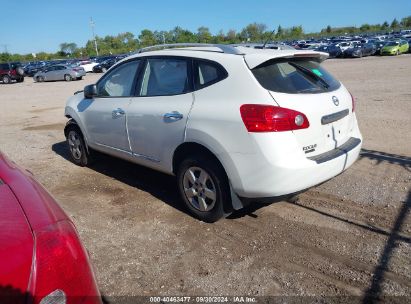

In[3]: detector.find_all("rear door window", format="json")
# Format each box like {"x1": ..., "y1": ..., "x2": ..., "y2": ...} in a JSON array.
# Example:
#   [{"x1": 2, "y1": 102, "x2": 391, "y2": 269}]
[
  {"x1": 252, "y1": 58, "x2": 341, "y2": 94},
  {"x1": 139, "y1": 58, "x2": 190, "y2": 96}
]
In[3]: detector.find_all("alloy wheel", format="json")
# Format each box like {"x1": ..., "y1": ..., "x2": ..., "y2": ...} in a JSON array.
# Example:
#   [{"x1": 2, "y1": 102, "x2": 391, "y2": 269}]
[
  {"x1": 68, "y1": 130, "x2": 82, "y2": 160},
  {"x1": 182, "y1": 166, "x2": 217, "y2": 212}
]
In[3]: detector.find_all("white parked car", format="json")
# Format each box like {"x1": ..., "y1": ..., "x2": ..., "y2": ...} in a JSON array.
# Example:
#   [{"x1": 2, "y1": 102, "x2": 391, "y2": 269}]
[
  {"x1": 79, "y1": 60, "x2": 99, "y2": 72},
  {"x1": 64, "y1": 44, "x2": 362, "y2": 222}
]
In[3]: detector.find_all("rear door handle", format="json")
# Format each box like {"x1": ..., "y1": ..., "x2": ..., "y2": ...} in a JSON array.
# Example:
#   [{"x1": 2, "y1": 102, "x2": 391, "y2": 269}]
[
  {"x1": 112, "y1": 108, "x2": 125, "y2": 118},
  {"x1": 164, "y1": 111, "x2": 183, "y2": 121}
]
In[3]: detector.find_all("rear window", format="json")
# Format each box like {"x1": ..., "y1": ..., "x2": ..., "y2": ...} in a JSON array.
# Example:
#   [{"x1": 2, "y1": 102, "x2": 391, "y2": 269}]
[{"x1": 252, "y1": 58, "x2": 341, "y2": 94}]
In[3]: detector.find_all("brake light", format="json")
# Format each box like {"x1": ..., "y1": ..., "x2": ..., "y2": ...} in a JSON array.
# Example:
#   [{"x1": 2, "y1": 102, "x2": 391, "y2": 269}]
[
  {"x1": 350, "y1": 92, "x2": 355, "y2": 112},
  {"x1": 30, "y1": 220, "x2": 100, "y2": 304},
  {"x1": 240, "y1": 104, "x2": 309, "y2": 132}
]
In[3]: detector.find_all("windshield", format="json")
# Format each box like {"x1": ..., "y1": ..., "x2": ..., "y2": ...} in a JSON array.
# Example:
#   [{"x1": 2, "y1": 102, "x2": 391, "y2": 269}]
[
  {"x1": 252, "y1": 58, "x2": 341, "y2": 94},
  {"x1": 386, "y1": 42, "x2": 399, "y2": 46}
]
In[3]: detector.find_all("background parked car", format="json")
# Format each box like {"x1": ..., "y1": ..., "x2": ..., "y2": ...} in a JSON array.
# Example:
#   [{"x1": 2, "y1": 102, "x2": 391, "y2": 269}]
[
  {"x1": 34, "y1": 65, "x2": 86, "y2": 82},
  {"x1": 92, "y1": 57, "x2": 123, "y2": 73},
  {"x1": 315, "y1": 44, "x2": 343, "y2": 58},
  {"x1": 79, "y1": 60, "x2": 99, "y2": 72},
  {"x1": 0, "y1": 62, "x2": 25, "y2": 84},
  {"x1": 23, "y1": 62, "x2": 47, "y2": 77},
  {"x1": 0, "y1": 151, "x2": 101, "y2": 303},
  {"x1": 381, "y1": 40, "x2": 409, "y2": 55},
  {"x1": 343, "y1": 43, "x2": 376, "y2": 58}
]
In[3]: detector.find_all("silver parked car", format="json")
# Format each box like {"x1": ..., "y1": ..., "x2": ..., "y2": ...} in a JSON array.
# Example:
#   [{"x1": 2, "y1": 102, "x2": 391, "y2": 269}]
[{"x1": 34, "y1": 65, "x2": 86, "y2": 82}]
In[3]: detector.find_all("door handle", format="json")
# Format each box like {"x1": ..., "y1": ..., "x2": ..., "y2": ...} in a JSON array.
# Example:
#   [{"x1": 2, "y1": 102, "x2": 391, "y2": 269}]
[
  {"x1": 163, "y1": 111, "x2": 183, "y2": 121},
  {"x1": 112, "y1": 108, "x2": 125, "y2": 118}
]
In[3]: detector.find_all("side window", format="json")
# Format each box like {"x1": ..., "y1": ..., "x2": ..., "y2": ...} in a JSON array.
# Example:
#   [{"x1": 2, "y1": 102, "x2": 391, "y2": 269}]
[
  {"x1": 97, "y1": 60, "x2": 140, "y2": 97},
  {"x1": 140, "y1": 58, "x2": 189, "y2": 96},
  {"x1": 194, "y1": 60, "x2": 227, "y2": 90}
]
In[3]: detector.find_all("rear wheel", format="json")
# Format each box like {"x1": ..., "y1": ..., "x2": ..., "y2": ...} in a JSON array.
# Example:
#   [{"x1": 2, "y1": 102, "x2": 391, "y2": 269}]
[
  {"x1": 66, "y1": 125, "x2": 90, "y2": 166},
  {"x1": 177, "y1": 155, "x2": 229, "y2": 222},
  {"x1": 76, "y1": 76, "x2": 83, "y2": 80},
  {"x1": 64, "y1": 74, "x2": 72, "y2": 81},
  {"x1": 2, "y1": 75, "x2": 11, "y2": 84},
  {"x1": 36, "y1": 76, "x2": 44, "y2": 82},
  {"x1": 17, "y1": 77, "x2": 24, "y2": 83}
]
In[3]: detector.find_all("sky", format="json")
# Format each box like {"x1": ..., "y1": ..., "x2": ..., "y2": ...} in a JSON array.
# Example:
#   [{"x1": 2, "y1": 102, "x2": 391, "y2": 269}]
[{"x1": 1, "y1": 0, "x2": 410, "y2": 54}]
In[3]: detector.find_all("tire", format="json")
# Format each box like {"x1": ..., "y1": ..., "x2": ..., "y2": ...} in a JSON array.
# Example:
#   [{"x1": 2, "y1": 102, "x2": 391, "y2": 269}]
[
  {"x1": 77, "y1": 76, "x2": 83, "y2": 80},
  {"x1": 16, "y1": 67, "x2": 25, "y2": 76},
  {"x1": 64, "y1": 74, "x2": 72, "y2": 82},
  {"x1": 17, "y1": 77, "x2": 24, "y2": 83},
  {"x1": 36, "y1": 76, "x2": 44, "y2": 82},
  {"x1": 177, "y1": 155, "x2": 230, "y2": 222},
  {"x1": 66, "y1": 125, "x2": 90, "y2": 166},
  {"x1": 2, "y1": 75, "x2": 11, "y2": 84}
]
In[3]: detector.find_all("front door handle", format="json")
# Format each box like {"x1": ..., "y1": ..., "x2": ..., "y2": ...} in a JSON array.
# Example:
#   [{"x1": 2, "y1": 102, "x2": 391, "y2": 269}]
[
  {"x1": 163, "y1": 111, "x2": 183, "y2": 121},
  {"x1": 112, "y1": 108, "x2": 125, "y2": 118}
]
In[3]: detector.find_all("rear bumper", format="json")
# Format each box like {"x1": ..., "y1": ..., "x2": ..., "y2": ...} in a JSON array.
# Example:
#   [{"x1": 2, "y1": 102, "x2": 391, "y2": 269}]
[
  {"x1": 227, "y1": 128, "x2": 362, "y2": 198},
  {"x1": 73, "y1": 71, "x2": 86, "y2": 77}
]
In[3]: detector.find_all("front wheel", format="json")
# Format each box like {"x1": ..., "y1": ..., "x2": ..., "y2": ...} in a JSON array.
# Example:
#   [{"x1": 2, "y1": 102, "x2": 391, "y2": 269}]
[
  {"x1": 66, "y1": 126, "x2": 90, "y2": 166},
  {"x1": 177, "y1": 156, "x2": 230, "y2": 222}
]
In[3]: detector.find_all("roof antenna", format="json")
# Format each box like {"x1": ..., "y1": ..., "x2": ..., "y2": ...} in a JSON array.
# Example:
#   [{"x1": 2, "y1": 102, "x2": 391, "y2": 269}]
[{"x1": 262, "y1": 29, "x2": 276, "y2": 49}]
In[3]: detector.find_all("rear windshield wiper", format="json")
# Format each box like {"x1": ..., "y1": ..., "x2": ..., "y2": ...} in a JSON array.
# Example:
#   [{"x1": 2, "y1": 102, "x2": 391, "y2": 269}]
[{"x1": 288, "y1": 62, "x2": 330, "y2": 89}]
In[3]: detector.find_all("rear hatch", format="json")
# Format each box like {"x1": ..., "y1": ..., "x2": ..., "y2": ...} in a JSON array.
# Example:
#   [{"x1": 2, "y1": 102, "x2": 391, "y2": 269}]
[{"x1": 247, "y1": 53, "x2": 355, "y2": 156}]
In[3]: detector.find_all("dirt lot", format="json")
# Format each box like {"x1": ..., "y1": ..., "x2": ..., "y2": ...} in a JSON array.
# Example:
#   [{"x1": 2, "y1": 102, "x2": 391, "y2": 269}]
[{"x1": 1, "y1": 55, "x2": 410, "y2": 303}]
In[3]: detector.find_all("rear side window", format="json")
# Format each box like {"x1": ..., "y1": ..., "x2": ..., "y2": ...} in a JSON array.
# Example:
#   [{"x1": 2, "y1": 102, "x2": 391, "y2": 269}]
[
  {"x1": 252, "y1": 59, "x2": 341, "y2": 94},
  {"x1": 0, "y1": 63, "x2": 9, "y2": 70},
  {"x1": 194, "y1": 60, "x2": 228, "y2": 90}
]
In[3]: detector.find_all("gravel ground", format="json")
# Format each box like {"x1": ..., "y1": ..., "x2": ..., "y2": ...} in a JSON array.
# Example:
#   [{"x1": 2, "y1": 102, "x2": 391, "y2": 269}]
[{"x1": 0, "y1": 55, "x2": 410, "y2": 303}]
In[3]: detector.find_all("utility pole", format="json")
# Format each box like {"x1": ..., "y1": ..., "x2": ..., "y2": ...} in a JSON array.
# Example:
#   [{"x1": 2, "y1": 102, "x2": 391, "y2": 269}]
[{"x1": 89, "y1": 17, "x2": 99, "y2": 56}]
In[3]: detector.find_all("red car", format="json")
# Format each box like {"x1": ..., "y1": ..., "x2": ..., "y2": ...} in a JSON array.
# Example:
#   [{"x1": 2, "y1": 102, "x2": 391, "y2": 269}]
[{"x1": 0, "y1": 152, "x2": 101, "y2": 304}]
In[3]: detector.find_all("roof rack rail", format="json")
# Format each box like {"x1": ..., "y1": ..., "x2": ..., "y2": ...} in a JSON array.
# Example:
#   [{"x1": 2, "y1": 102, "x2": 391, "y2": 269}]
[{"x1": 136, "y1": 43, "x2": 244, "y2": 55}]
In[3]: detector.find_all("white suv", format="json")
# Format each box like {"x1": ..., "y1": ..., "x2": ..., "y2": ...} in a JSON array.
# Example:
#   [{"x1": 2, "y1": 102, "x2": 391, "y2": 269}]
[{"x1": 64, "y1": 44, "x2": 362, "y2": 222}]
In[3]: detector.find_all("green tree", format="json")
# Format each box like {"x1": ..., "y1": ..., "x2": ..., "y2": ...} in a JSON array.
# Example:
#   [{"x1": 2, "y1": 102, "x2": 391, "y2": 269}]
[
  {"x1": 401, "y1": 16, "x2": 411, "y2": 27},
  {"x1": 226, "y1": 29, "x2": 238, "y2": 43},
  {"x1": 360, "y1": 24, "x2": 371, "y2": 32},
  {"x1": 59, "y1": 42, "x2": 77, "y2": 56},
  {"x1": 138, "y1": 29, "x2": 157, "y2": 47},
  {"x1": 240, "y1": 23, "x2": 267, "y2": 42},
  {"x1": 381, "y1": 21, "x2": 389, "y2": 29},
  {"x1": 391, "y1": 18, "x2": 399, "y2": 28},
  {"x1": 197, "y1": 26, "x2": 212, "y2": 43},
  {"x1": 326, "y1": 25, "x2": 332, "y2": 33}
]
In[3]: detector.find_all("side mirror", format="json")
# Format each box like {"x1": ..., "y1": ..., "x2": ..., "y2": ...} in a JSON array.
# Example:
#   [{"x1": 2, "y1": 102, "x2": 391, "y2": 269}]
[{"x1": 84, "y1": 84, "x2": 97, "y2": 99}]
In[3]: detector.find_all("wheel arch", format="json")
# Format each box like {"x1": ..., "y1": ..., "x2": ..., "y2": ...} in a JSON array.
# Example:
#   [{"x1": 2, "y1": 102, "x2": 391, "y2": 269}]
[
  {"x1": 64, "y1": 118, "x2": 91, "y2": 154},
  {"x1": 172, "y1": 142, "x2": 244, "y2": 213}
]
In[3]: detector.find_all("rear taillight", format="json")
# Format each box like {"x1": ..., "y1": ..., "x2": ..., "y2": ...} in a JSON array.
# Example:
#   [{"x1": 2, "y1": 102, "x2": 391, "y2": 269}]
[
  {"x1": 30, "y1": 220, "x2": 100, "y2": 304},
  {"x1": 350, "y1": 92, "x2": 355, "y2": 112},
  {"x1": 240, "y1": 104, "x2": 310, "y2": 132}
]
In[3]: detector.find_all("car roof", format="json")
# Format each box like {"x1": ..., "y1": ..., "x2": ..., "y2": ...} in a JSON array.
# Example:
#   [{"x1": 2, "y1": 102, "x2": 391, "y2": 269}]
[{"x1": 124, "y1": 44, "x2": 328, "y2": 69}]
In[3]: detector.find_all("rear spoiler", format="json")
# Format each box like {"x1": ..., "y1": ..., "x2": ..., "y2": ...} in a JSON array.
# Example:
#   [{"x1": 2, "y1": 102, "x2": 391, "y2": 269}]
[{"x1": 244, "y1": 51, "x2": 329, "y2": 69}]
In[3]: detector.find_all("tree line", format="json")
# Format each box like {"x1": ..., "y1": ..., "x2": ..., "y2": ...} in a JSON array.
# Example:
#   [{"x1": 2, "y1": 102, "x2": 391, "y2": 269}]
[{"x1": 1, "y1": 16, "x2": 410, "y2": 63}]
